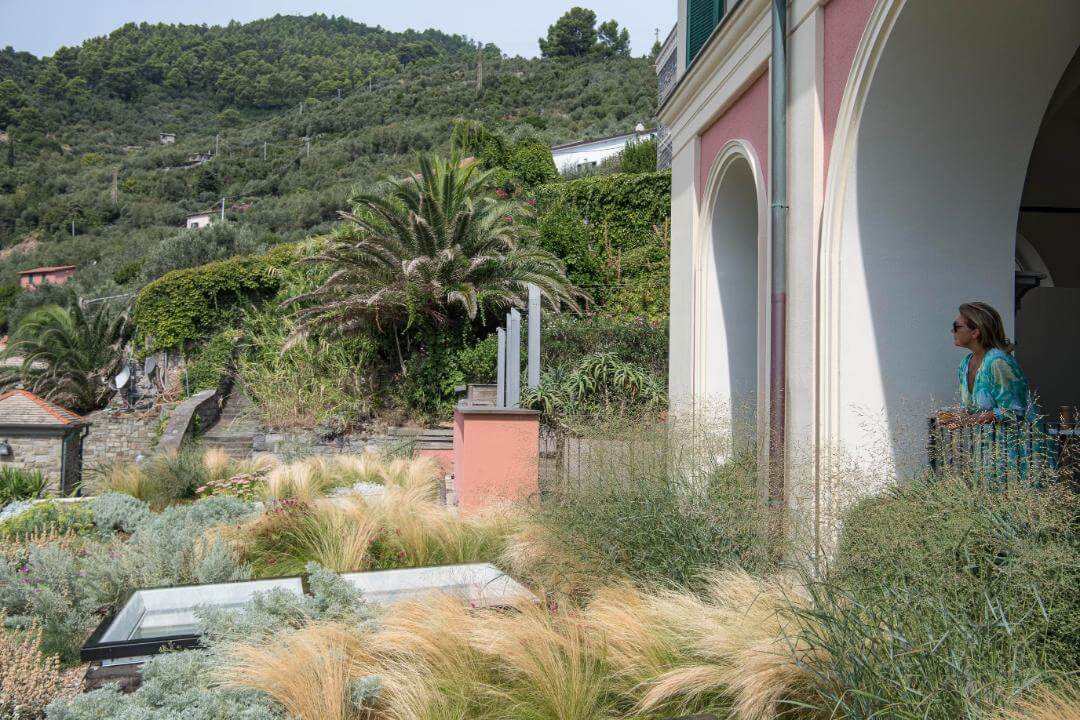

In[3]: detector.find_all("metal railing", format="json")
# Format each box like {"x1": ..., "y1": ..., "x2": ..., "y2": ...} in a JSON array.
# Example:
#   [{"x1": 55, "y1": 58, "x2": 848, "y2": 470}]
[{"x1": 927, "y1": 415, "x2": 1074, "y2": 487}]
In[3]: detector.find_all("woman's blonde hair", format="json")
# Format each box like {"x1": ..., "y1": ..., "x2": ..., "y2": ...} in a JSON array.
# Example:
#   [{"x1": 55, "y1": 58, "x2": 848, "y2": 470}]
[{"x1": 959, "y1": 302, "x2": 1012, "y2": 352}]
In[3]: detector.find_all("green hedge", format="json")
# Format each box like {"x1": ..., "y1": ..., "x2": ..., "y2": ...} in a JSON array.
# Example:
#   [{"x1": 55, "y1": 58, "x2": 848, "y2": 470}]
[
  {"x1": 133, "y1": 245, "x2": 294, "y2": 352},
  {"x1": 536, "y1": 171, "x2": 670, "y2": 317}
]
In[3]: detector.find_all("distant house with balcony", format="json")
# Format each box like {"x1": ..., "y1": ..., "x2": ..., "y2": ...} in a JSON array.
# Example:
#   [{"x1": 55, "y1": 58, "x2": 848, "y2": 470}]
[
  {"x1": 159, "y1": 132, "x2": 176, "y2": 145},
  {"x1": 551, "y1": 126, "x2": 656, "y2": 175},
  {"x1": 18, "y1": 265, "x2": 75, "y2": 290},
  {"x1": 185, "y1": 210, "x2": 215, "y2": 229}
]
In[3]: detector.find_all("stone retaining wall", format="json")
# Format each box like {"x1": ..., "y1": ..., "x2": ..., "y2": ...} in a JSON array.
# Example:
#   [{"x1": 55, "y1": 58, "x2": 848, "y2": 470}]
[
  {"x1": 253, "y1": 430, "x2": 403, "y2": 459},
  {"x1": 82, "y1": 407, "x2": 165, "y2": 471}
]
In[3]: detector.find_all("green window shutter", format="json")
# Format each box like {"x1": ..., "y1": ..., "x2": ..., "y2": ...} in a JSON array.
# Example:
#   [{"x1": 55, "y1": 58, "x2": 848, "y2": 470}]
[{"x1": 686, "y1": 0, "x2": 725, "y2": 66}]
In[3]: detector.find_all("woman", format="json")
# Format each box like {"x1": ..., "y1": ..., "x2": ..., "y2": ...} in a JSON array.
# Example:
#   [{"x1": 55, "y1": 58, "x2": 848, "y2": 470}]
[
  {"x1": 940, "y1": 302, "x2": 1032, "y2": 426},
  {"x1": 936, "y1": 302, "x2": 1049, "y2": 481}
]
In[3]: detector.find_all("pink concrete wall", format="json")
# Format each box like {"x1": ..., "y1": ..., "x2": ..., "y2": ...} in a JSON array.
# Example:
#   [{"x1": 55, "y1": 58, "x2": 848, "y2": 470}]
[
  {"x1": 452, "y1": 409, "x2": 539, "y2": 512},
  {"x1": 417, "y1": 447, "x2": 453, "y2": 474},
  {"x1": 697, "y1": 71, "x2": 770, "y2": 202},
  {"x1": 823, "y1": 0, "x2": 878, "y2": 178}
]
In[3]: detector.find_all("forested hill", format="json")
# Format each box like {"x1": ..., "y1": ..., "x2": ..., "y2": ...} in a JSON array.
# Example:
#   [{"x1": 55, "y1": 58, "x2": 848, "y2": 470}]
[{"x1": 0, "y1": 13, "x2": 656, "y2": 317}]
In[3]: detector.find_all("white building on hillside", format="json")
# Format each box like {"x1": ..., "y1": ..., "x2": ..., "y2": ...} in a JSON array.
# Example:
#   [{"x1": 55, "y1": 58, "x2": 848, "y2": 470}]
[
  {"x1": 185, "y1": 211, "x2": 214, "y2": 229},
  {"x1": 551, "y1": 126, "x2": 656, "y2": 175}
]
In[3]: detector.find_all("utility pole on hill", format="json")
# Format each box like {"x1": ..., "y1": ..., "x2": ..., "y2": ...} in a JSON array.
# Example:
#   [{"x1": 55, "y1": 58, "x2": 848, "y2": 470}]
[
  {"x1": 476, "y1": 43, "x2": 483, "y2": 91},
  {"x1": 111, "y1": 167, "x2": 118, "y2": 203},
  {"x1": 220, "y1": 196, "x2": 225, "y2": 223},
  {"x1": 263, "y1": 141, "x2": 267, "y2": 161},
  {"x1": 215, "y1": 134, "x2": 220, "y2": 156}
]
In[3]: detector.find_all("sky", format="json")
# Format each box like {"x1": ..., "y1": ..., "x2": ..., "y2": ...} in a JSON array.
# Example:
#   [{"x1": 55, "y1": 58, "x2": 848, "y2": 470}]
[{"x1": 0, "y1": 0, "x2": 675, "y2": 60}]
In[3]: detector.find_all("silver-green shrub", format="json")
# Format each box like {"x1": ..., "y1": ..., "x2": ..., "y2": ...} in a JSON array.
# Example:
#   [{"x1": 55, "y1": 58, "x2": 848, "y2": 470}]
[
  {"x1": 46, "y1": 564, "x2": 376, "y2": 720},
  {"x1": 0, "y1": 543, "x2": 103, "y2": 662},
  {"x1": 90, "y1": 493, "x2": 151, "y2": 537},
  {"x1": 45, "y1": 652, "x2": 284, "y2": 720}
]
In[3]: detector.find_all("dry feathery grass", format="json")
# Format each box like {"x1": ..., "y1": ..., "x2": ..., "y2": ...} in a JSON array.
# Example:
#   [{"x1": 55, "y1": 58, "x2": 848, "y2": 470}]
[
  {"x1": 201, "y1": 447, "x2": 236, "y2": 482},
  {"x1": 226, "y1": 622, "x2": 374, "y2": 720},
  {"x1": 469, "y1": 602, "x2": 612, "y2": 720},
  {"x1": 0, "y1": 611, "x2": 83, "y2": 717},
  {"x1": 259, "y1": 453, "x2": 442, "y2": 502},
  {"x1": 292, "y1": 501, "x2": 382, "y2": 572},
  {"x1": 264, "y1": 456, "x2": 333, "y2": 502},
  {"x1": 501, "y1": 522, "x2": 607, "y2": 600},
  {"x1": 378, "y1": 455, "x2": 442, "y2": 498},
  {"x1": 367, "y1": 594, "x2": 494, "y2": 720},
  {"x1": 994, "y1": 685, "x2": 1080, "y2": 720},
  {"x1": 97, "y1": 460, "x2": 151, "y2": 499},
  {"x1": 362, "y1": 487, "x2": 515, "y2": 568},
  {"x1": 584, "y1": 583, "x2": 704, "y2": 713},
  {"x1": 627, "y1": 570, "x2": 821, "y2": 720}
]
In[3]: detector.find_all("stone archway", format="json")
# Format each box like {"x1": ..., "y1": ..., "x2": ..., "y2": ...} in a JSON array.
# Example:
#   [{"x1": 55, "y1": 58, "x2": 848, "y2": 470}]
[
  {"x1": 818, "y1": 0, "x2": 1080, "y2": 477},
  {"x1": 694, "y1": 141, "x2": 767, "y2": 445}
]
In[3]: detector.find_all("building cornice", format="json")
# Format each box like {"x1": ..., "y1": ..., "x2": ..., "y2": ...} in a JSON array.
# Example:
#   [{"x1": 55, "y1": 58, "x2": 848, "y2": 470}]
[
  {"x1": 659, "y1": 0, "x2": 771, "y2": 125},
  {"x1": 660, "y1": 0, "x2": 830, "y2": 132}
]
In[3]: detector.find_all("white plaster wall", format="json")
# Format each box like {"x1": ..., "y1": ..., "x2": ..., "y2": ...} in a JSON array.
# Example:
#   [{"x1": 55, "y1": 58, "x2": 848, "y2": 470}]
[
  {"x1": 832, "y1": 1, "x2": 1080, "y2": 472},
  {"x1": 668, "y1": 142, "x2": 698, "y2": 409},
  {"x1": 701, "y1": 156, "x2": 759, "y2": 409}
]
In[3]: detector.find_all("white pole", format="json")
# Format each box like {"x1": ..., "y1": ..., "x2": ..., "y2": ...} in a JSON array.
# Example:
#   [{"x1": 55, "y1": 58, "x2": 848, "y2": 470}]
[
  {"x1": 496, "y1": 328, "x2": 507, "y2": 408},
  {"x1": 220, "y1": 197, "x2": 225, "y2": 223},
  {"x1": 508, "y1": 309, "x2": 522, "y2": 408},
  {"x1": 527, "y1": 285, "x2": 541, "y2": 388}
]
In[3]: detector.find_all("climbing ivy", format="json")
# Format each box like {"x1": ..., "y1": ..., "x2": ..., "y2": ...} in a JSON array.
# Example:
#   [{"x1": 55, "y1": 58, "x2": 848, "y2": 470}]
[
  {"x1": 133, "y1": 245, "x2": 295, "y2": 353},
  {"x1": 535, "y1": 171, "x2": 670, "y2": 317}
]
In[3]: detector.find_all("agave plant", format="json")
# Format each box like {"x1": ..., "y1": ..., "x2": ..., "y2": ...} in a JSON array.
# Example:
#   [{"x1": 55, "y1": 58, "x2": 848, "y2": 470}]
[
  {"x1": 1, "y1": 302, "x2": 131, "y2": 414},
  {"x1": 284, "y1": 154, "x2": 580, "y2": 368}
]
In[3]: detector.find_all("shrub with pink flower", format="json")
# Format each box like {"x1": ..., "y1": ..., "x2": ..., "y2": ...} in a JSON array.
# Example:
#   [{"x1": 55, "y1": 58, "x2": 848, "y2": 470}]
[{"x1": 196, "y1": 473, "x2": 263, "y2": 502}]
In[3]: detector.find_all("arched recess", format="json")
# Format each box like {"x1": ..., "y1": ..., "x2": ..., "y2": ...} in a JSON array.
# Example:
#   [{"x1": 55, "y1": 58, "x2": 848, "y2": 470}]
[
  {"x1": 694, "y1": 140, "x2": 768, "y2": 444},
  {"x1": 818, "y1": 0, "x2": 1080, "y2": 475}
]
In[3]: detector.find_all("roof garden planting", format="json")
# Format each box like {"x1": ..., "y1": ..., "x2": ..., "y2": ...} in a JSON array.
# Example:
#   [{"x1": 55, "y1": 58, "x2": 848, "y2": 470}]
[{"x1": 0, "y1": 433, "x2": 1074, "y2": 720}]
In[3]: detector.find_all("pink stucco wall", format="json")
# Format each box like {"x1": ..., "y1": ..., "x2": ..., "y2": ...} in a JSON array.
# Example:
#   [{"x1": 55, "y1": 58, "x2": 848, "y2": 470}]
[
  {"x1": 697, "y1": 71, "x2": 770, "y2": 202},
  {"x1": 417, "y1": 447, "x2": 453, "y2": 474},
  {"x1": 823, "y1": 0, "x2": 878, "y2": 178},
  {"x1": 452, "y1": 409, "x2": 539, "y2": 512}
]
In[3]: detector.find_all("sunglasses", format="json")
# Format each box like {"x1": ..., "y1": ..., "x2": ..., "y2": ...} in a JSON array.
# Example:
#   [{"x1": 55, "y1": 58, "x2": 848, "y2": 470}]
[{"x1": 952, "y1": 322, "x2": 972, "y2": 333}]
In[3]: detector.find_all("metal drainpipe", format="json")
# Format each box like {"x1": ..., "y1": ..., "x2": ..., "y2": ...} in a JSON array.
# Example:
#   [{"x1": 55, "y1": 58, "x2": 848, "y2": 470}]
[{"x1": 768, "y1": 0, "x2": 789, "y2": 539}]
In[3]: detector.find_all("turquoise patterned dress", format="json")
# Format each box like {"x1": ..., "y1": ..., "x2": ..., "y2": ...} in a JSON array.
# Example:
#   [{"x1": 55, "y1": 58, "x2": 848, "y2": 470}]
[
  {"x1": 957, "y1": 348, "x2": 1033, "y2": 420},
  {"x1": 954, "y1": 349, "x2": 1052, "y2": 483}
]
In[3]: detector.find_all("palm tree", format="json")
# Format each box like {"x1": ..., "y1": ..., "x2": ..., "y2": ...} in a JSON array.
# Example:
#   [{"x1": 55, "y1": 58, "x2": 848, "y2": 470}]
[
  {"x1": 1, "y1": 302, "x2": 132, "y2": 414},
  {"x1": 284, "y1": 155, "x2": 580, "y2": 369}
]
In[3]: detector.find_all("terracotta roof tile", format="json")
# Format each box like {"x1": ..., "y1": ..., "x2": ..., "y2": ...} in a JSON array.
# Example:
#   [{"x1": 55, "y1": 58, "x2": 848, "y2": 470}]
[
  {"x1": 16, "y1": 265, "x2": 76, "y2": 275},
  {"x1": 0, "y1": 390, "x2": 85, "y2": 426}
]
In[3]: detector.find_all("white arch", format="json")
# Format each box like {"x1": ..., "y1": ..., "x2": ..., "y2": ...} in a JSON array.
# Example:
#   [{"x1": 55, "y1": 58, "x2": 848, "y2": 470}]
[
  {"x1": 693, "y1": 139, "x2": 769, "y2": 442},
  {"x1": 817, "y1": 0, "x2": 1080, "y2": 478}
]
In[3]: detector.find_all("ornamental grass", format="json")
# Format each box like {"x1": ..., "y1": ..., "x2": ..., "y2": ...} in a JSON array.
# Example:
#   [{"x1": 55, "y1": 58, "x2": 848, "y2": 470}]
[{"x1": 226, "y1": 622, "x2": 375, "y2": 720}]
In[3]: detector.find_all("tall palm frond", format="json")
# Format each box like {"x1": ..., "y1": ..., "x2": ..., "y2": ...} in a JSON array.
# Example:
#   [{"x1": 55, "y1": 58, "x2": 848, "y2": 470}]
[
  {"x1": 283, "y1": 154, "x2": 582, "y2": 341},
  {"x1": 0, "y1": 302, "x2": 132, "y2": 414}
]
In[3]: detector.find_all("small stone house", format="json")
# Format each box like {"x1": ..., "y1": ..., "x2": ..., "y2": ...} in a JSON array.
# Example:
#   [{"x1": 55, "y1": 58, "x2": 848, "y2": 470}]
[{"x1": 0, "y1": 390, "x2": 90, "y2": 495}]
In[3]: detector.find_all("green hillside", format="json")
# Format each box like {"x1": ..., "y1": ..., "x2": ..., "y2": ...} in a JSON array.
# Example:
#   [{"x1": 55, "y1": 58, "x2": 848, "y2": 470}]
[{"x1": 0, "y1": 14, "x2": 657, "y2": 311}]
